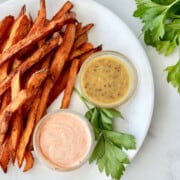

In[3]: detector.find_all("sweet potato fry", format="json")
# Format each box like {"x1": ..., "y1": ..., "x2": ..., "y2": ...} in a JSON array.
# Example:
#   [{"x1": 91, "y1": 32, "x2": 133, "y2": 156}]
[
  {"x1": 69, "y1": 42, "x2": 94, "y2": 61},
  {"x1": 0, "y1": 6, "x2": 31, "y2": 84},
  {"x1": 20, "y1": 35, "x2": 61, "y2": 75},
  {"x1": 28, "y1": 0, "x2": 46, "y2": 35},
  {"x1": 16, "y1": 91, "x2": 41, "y2": 168},
  {"x1": 11, "y1": 58, "x2": 21, "y2": 71},
  {"x1": 18, "y1": 0, "x2": 46, "y2": 58},
  {"x1": 52, "y1": 1, "x2": 73, "y2": 20},
  {"x1": 0, "y1": 35, "x2": 61, "y2": 97},
  {"x1": 0, "y1": 90, "x2": 29, "y2": 143},
  {"x1": 26, "y1": 68, "x2": 49, "y2": 91},
  {"x1": 2, "y1": 5, "x2": 30, "y2": 51},
  {"x1": 0, "y1": 5, "x2": 30, "y2": 117},
  {"x1": 0, "y1": 16, "x2": 14, "y2": 52},
  {"x1": 11, "y1": 71, "x2": 21, "y2": 100},
  {"x1": 61, "y1": 59, "x2": 79, "y2": 108},
  {"x1": 23, "y1": 151, "x2": 34, "y2": 172},
  {"x1": 79, "y1": 45, "x2": 102, "y2": 68},
  {"x1": 75, "y1": 23, "x2": 94, "y2": 38},
  {"x1": 36, "y1": 23, "x2": 76, "y2": 122},
  {"x1": 47, "y1": 68, "x2": 70, "y2": 106},
  {"x1": 0, "y1": 90, "x2": 11, "y2": 112},
  {"x1": 26, "y1": 68, "x2": 50, "y2": 150},
  {"x1": 9, "y1": 110, "x2": 22, "y2": 163},
  {"x1": 0, "y1": 68, "x2": 18, "y2": 98},
  {"x1": 80, "y1": 42, "x2": 94, "y2": 51},
  {"x1": 34, "y1": 78, "x2": 53, "y2": 125},
  {"x1": 50, "y1": 23, "x2": 76, "y2": 79},
  {"x1": 9, "y1": 71, "x2": 22, "y2": 163},
  {"x1": 0, "y1": 68, "x2": 49, "y2": 144},
  {"x1": 76, "y1": 22, "x2": 82, "y2": 33},
  {"x1": 0, "y1": 137, "x2": 10, "y2": 173},
  {"x1": 73, "y1": 33, "x2": 88, "y2": 50},
  {"x1": 0, "y1": 12, "x2": 74, "y2": 66}
]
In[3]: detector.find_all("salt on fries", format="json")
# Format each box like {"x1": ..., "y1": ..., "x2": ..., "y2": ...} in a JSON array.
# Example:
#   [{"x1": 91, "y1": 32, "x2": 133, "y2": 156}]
[{"x1": 0, "y1": 0, "x2": 102, "y2": 173}]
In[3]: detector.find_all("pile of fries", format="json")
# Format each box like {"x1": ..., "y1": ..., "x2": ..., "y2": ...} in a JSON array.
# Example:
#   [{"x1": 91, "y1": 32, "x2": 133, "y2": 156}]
[{"x1": 0, "y1": 0, "x2": 102, "y2": 172}]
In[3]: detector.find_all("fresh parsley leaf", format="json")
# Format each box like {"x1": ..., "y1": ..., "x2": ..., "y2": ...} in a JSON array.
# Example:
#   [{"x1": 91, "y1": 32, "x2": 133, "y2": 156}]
[
  {"x1": 101, "y1": 108, "x2": 124, "y2": 119},
  {"x1": 86, "y1": 107, "x2": 101, "y2": 139},
  {"x1": 152, "y1": 0, "x2": 175, "y2": 5},
  {"x1": 134, "y1": 0, "x2": 180, "y2": 93},
  {"x1": 104, "y1": 130, "x2": 136, "y2": 150},
  {"x1": 95, "y1": 136, "x2": 130, "y2": 180},
  {"x1": 75, "y1": 88, "x2": 136, "y2": 180},
  {"x1": 134, "y1": 0, "x2": 167, "y2": 41},
  {"x1": 166, "y1": 59, "x2": 180, "y2": 93},
  {"x1": 89, "y1": 135, "x2": 105, "y2": 163},
  {"x1": 100, "y1": 111, "x2": 113, "y2": 130}
]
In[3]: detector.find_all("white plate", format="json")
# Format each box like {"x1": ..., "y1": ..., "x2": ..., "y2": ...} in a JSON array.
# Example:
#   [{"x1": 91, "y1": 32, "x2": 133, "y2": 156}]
[{"x1": 0, "y1": 0, "x2": 154, "y2": 179}]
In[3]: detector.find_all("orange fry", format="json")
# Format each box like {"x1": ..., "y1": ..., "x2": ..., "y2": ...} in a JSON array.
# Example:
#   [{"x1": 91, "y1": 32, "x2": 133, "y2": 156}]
[
  {"x1": 69, "y1": 42, "x2": 94, "y2": 61},
  {"x1": 0, "y1": 15, "x2": 14, "y2": 52},
  {"x1": 2, "y1": 5, "x2": 30, "y2": 51},
  {"x1": 0, "y1": 137, "x2": 10, "y2": 173},
  {"x1": 0, "y1": 90, "x2": 29, "y2": 143},
  {"x1": 0, "y1": 90, "x2": 11, "y2": 112},
  {"x1": 52, "y1": 1, "x2": 73, "y2": 20},
  {"x1": 79, "y1": 45, "x2": 102, "y2": 68},
  {"x1": 16, "y1": 92, "x2": 41, "y2": 168},
  {"x1": 0, "y1": 12, "x2": 74, "y2": 66},
  {"x1": 0, "y1": 35, "x2": 61, "y2": 97},
  {"x1": 23, "y1": 151, "x2": 34, "y2": 172},
  {"x1": 73, "y1": 33, "x2": 88, "y2": 50},
  {"x1": 61, "y1": 59, "x2": 79, "y2": 108},
  {"x1": 28, "y1": 0, "x2": 46, "y2": 35},
  {"x1": 25, "y1": 68, "x2": 49, "y2": 91},
  {"x1": 9, "y1": 71, "x2": 22, "y2": 163},
  {"x1": 36, "y1": 23, "x2": 76, "y2": 125},
  {"x1": 76, "y1": 23, "x2": 94, "y2": 38},
  {"x1": 11, "y1": 71, "x2": 21, "y2": 100},
  {"x1": 50, "y1": 23, "x2": 76, "y2": 79},
  {"x1": 9, "y1": 110, "x2": 23, "y2": 163},
  {"x1": 47, "y1": 68, "x2": 70, "y2": 106},
  {"x1": 0, "y1": 68, "x2": 48, "y2": 144},
  {"x1": 0, "y1": 6, "x2": 31, "y2": 83},
  {"x1": 20, "y1": 36, "x2": 61, "y2": 75}
]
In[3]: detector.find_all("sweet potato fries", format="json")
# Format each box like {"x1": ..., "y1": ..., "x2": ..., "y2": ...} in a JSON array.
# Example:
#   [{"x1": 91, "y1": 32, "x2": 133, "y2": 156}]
[{"x1": 0, "y1": 0, "x2": 102, "y2": 173}]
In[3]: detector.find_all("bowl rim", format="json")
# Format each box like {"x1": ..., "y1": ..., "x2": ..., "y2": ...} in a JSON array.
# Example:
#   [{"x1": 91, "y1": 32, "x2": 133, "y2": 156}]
[
  {"x1": 79, "y1": 50, "x2": 138, "y2": 108},
  {"x1": 33, "y1": 109, "x2": 95, "y2": 172}
]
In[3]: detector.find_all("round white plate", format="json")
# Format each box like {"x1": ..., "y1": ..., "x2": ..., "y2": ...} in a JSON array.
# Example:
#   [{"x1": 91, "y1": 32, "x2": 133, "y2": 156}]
[{"x1": 0, "y1": 0, "x2": 154, "y2": 179}]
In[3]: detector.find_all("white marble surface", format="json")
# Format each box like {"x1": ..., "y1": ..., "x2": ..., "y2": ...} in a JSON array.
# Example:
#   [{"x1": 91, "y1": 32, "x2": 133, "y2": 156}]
[
  {"x1": 94, "y1": 0, "x2": 180, "y2": 180},
  {"x1": 0, "y1": 0, "x2": 179, "y2": 179}
]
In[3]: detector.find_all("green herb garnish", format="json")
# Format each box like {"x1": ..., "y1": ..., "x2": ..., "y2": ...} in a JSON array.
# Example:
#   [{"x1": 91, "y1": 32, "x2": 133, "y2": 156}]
[
  {"x1": 133, "y1": 0, "x2": 180, "y2": 92},
  {"x1": 74, "y1": 88, "x2": 136, "y2": 180}
]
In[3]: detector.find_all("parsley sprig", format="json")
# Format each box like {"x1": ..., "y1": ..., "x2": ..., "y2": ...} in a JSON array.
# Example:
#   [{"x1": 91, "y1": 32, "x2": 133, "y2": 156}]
[
  {"x1": 74, "y1": 88, "x2": 136, "y2": 180},
  {"x1": 134, "y1": 0, "x2": 180, "y2": 92}
]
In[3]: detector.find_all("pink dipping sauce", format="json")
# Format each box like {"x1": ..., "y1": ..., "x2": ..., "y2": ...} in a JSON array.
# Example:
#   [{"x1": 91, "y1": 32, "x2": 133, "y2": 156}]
[{"x1": 34, "y1": 110, "x2": 94, "y2": 171}]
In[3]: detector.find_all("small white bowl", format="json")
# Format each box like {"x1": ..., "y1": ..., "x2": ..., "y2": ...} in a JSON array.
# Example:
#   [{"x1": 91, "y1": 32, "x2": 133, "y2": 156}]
[
  {"x1": 79, "y1": 50, "x2": 138, "y2": 108},
  {"x1": 33, "y1": 109, "x2": 94, "y2": 171}
]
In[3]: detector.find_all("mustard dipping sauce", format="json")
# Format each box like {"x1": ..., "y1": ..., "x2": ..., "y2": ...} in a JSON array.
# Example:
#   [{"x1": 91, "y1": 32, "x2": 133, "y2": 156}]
[{"x1": 80, "y1": 51, "x2": 137, "y2": 107}]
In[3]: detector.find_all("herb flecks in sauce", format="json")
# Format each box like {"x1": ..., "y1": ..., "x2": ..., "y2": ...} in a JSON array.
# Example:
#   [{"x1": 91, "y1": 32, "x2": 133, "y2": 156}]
[{"x1": 81, "y1": 55, "x2": 130, "y2": 106}]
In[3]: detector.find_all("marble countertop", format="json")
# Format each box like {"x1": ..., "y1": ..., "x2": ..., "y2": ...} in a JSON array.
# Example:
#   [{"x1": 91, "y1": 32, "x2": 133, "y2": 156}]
[
  {"x1": 94, "y1": 0, "x2": 180, "y2": 180},
  {"x1": 0, "y1": 0, "x2": 179, "y2": 179}
]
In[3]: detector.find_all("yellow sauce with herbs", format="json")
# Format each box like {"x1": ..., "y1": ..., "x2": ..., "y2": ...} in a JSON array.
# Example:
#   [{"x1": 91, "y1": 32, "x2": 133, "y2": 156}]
[{"x1": 80, "y1": 55, "x2": 131, "y2": 107}]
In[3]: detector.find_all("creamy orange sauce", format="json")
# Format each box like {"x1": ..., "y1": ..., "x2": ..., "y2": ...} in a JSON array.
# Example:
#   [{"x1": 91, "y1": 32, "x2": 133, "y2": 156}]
[
  {"x1": 81, "y1": 55, "x2": 130, "y2": 106},
  {"x1": 36, "y1": 112, "x2": 92, "y2": 170}
]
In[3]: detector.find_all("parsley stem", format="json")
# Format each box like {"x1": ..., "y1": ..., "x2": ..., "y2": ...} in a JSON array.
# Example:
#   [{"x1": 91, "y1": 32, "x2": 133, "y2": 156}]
[
  {"x1": 74, "y1": 87, "x2": 91, "y2": 110},
  {"x1": 167, "y1": 0, "x2": 180, "y2": 9},
  {"x1": 179, "y1": 36, "x2": 180, "y2": 59}
]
